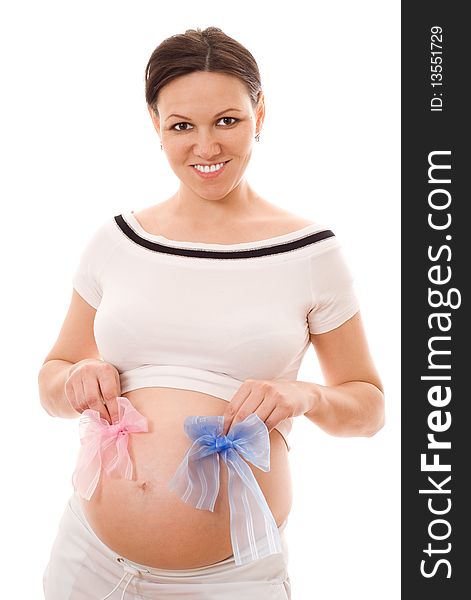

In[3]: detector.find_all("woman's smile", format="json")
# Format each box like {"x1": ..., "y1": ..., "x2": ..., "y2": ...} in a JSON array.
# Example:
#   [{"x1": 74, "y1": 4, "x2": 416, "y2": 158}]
[{"x1": 191, "y1": 160, "x2": 231, "y2": 179}]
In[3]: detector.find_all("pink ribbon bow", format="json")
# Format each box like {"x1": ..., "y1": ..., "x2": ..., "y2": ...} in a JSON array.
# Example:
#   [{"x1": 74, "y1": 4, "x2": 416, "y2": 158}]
[{"x1": 72, "y1": 396, "x2": 148, "y2": 500}]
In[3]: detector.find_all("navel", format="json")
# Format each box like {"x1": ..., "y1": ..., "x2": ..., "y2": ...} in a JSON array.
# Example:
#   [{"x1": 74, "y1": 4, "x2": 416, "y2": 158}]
[{"x1": 137, "y1": 480, "x2": 151, "y2": 492}]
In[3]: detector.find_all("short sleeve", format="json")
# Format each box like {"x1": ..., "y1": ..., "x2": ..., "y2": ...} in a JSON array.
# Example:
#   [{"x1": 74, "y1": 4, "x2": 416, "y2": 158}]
[
  {"x1": 72, "y1": 220, "x2": 116, "y2": 309},
  {"x1": 307, "y1": 240, "x2": 360, "y2": 334}
]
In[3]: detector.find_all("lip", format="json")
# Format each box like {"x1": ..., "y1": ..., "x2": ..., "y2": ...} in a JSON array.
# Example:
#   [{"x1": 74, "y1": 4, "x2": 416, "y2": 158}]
[{"x1": 190, "y1": 160, "x2": 230, "y2": 179}]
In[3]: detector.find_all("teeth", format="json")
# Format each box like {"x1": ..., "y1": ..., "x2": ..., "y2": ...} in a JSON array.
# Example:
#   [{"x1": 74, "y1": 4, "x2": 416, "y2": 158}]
[{"x1": 193, "y1": 162, "x2": 225, "y2": 173}]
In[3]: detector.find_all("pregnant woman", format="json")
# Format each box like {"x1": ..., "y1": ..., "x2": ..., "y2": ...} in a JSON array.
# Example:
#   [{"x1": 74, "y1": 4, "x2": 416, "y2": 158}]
[{"x1": 39, "y1": 26, "x2": 384, "y2": 600}]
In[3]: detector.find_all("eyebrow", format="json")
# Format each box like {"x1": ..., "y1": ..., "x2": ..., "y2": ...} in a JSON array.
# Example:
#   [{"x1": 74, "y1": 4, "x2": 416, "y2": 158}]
[{"x1": 165, "y1": 108, "x2": 243, "y2": 122}]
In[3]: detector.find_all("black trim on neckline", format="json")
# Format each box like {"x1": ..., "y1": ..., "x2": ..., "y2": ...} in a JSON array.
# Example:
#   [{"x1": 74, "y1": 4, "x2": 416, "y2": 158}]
[{"x1": 114, "y1": 214, "x2": 335, "y2": 259}]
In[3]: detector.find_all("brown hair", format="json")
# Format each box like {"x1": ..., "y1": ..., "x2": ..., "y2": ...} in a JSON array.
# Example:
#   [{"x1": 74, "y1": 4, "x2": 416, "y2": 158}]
[{"x1": 145, "y1": 27, "x2": 262, "y2": 115}]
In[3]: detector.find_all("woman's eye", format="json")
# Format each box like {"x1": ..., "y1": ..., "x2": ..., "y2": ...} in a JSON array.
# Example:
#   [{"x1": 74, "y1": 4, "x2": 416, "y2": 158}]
[
  {"x1": 171, "y1": 118, "x2": 238, "y2": 131},
  {"x1": 217, "y1": 117, "x2": 238, "y2": 126},
  {"x1": 173, "y1": 122, "x2": 193, "y2": 131}
]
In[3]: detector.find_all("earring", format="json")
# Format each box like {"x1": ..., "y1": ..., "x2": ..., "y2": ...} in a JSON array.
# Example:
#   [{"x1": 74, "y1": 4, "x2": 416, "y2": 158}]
[
  {"x1": 160, "y1": 143, "x2": 163, "y2": 150},
  {"x1": 255, "y1": 132, "x2": 260, "y2": 142}
]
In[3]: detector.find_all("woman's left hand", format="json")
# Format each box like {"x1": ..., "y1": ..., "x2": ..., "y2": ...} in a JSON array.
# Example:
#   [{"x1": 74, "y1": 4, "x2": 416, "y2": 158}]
[{"x1": 221, "y1": 378, "x2": 318, "y2": 436}]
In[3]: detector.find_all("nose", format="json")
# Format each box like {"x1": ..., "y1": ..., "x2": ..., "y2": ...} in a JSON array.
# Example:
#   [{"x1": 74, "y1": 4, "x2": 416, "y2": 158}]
[{"x1": 193, "y1": 129, "x2": 222, "y2": 160}]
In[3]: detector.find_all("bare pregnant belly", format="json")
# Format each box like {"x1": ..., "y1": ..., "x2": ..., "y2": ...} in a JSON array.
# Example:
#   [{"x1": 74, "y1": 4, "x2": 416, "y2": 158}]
[{"x1": 80, "y1": 387, "x2": 293, "y2": 569}]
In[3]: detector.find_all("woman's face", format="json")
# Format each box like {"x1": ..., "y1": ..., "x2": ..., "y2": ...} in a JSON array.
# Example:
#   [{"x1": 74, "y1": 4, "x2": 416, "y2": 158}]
[{"x1": 148, "y1": 71, "x2": 264, "y2": 201}]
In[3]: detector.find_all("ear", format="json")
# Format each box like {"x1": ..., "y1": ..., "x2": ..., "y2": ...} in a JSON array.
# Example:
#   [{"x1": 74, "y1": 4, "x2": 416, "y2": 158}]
[
  {"x1": 147, "y1": 104, "x2": 161, "y2": 136},
  {"x1": 255, "y1": 91, "x2": 266, "y2": 135}
]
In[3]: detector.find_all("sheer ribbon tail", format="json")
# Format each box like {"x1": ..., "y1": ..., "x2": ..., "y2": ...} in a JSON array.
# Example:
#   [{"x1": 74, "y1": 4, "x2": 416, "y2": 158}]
[
  {"x1": 105, "y1": 433, "x2": 133, "y2": 479},
  {"x1": 72, "y1": 412, "x2": 104, "y2": 500},
  {"x1": 168, "y1": 439, "x2": 220, "y2": 511},
  {"x1": 225, "y1": 448, "x2": 282, "y2": 565}
]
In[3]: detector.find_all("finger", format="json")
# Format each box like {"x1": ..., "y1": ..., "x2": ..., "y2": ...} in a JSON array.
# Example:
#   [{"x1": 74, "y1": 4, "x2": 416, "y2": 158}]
[
  {"x1": 263, "y1": 406, "x2": 290, "y2": 433},
  {"x1": 82, "y1": 376, "x2": 110, "y2": 422},
  {"x1": 223, "y1": 393, "x2": 266, "y2": 435},
  {"x1": 71, "y1": 378, "x2": 91, "y2": 414},
  {"x1": 102, "y1": 396, "x2": 120, "y2": 425},
  {"x1": 97, "y1": 369, "x2": 121, "y2": 424},
  {"x1": 224, "y1": 380, "x2": 270, "y2": 432},
  {"x1": 221, "y1": 389, "x2": 251, "y2": 435},
  {"x1": 253, "y1": 402, "x2": 280, "y2": 431}
]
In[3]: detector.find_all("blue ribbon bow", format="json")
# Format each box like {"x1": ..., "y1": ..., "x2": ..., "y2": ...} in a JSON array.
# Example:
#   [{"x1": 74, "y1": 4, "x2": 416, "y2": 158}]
[{"x1": 168, "y1": 413, "x2": 283, "y2": 565}]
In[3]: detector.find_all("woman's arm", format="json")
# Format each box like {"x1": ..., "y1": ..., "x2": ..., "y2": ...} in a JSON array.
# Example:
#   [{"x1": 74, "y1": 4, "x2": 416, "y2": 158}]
[
  {"x1": 38, "y1": 289, "x2": 100, "y2": 417},
  {"x1": 304, "y1": 311, "x2": 385, "y2": 437},
  {"x1": 38, "y1": 289, "x2": 120, "y2": 422}
]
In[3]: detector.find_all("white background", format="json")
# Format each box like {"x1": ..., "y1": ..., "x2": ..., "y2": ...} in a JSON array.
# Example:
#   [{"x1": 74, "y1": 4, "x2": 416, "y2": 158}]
[{"x1": 0, "y1": 1, "x2": 400, "y2": 598}]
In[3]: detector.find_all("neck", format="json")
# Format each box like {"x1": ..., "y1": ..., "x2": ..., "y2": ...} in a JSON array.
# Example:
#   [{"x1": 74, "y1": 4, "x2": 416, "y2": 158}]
[{"x1": 170, "y1": 179, "x2": 261, "y2": 227}]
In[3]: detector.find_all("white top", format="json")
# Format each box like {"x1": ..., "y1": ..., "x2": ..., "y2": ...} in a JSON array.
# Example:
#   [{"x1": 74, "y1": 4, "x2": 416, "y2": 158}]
[{"x1": 72, "y1": 211, "x2": 360, "y2": 451}]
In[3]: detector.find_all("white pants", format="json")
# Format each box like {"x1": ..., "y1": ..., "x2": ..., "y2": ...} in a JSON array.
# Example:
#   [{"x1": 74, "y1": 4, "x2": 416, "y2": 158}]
[{"x1": 43, "y1": 492, "x2": 292, "y2": 599}]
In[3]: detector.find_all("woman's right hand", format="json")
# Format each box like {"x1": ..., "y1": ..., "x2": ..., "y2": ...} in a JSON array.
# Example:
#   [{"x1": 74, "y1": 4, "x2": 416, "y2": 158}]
[{"x1": 64, "y1": 358, "x2": 122, "y2": 424}]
